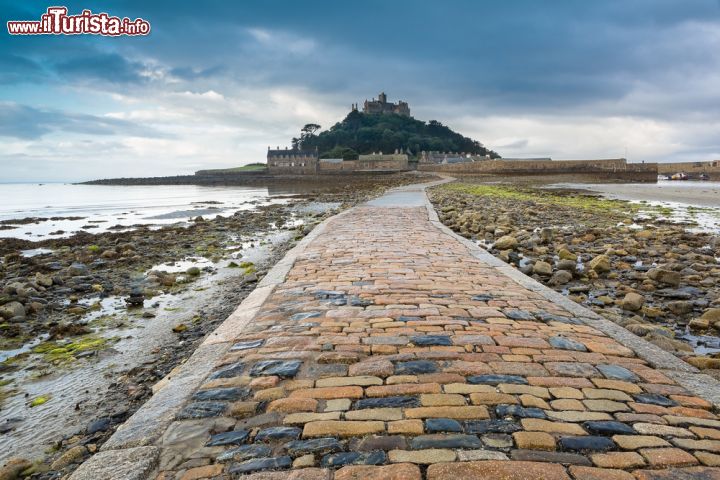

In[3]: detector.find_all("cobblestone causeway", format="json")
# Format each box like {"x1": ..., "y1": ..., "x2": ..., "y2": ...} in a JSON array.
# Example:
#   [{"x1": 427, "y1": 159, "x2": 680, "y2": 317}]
[{"x1": 85, "y1": 190, "x2": 720, "y2": 479}]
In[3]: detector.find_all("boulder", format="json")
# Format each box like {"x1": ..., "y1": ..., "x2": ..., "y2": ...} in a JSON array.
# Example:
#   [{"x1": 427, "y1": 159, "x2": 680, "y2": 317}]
[
  {"x1": 621, "y1": 292, "x2": 645, "y2": 311},
  {"x1": 596, "y1": 295, "x2": 614, "y2": 305},
  {"x1": 34, "y1": 272, "x2": 53, "y2": 287},
  {"x1": 701, "y1": 308, "x2": 720, "y2": 322},
  {"x1": 689, "y1": 317, "x2": 710, "y2": 330},
  {"x1": 641, "y1": 306, "x2": 663, "y2": 318},
  {"x1": 548, "y1": 270, "x2": 573, "y2": 285},
  {"x1": 647, "y1": 268, "x2": 681, "y2": 287},
  {"x1": 588, "y1": 255, "x2": 611, "y2": 273},
  {"x1": 0, "y1": 302, "x2": 25, "y2": 320},
  {"x1": 625, "y1": 323, "x2": 652, "y2": 336},
  {"x1": 100, "y1": 249, "x2": 118, "y2": 259},
  {"x1": 50, "y1": 445, "x2": 87, "y2": 470},
  {"x1": 645, "y1": 332, "x2": 693, "y2": 353},
  {"x1": 686, "y1": 357, "x2": 720, "y2": 370},
  {"x1": 0, "y1": 458, "x2": 31, "y2": 480},
  {"x1": 494, "y1": 235, "x2": 518, "y2": 250},
  {"x1": 533, "y1": 261, "x2": 553, "y2": 276},
  {"x1": 558, "y1": 248, "x2": 577, "y2": 261},
  {"x1": 66, "y1": 262, "x2": 88, "y2": 276},
  {"x1": 667, "y1": 301, "x2": 692, "y2": 315},
  {"x1": 540, "y1": 228, "x2": 553, "y2": 244},
  {"x1": 556, "y1": 259, "x2": 577, "y2": 272}
]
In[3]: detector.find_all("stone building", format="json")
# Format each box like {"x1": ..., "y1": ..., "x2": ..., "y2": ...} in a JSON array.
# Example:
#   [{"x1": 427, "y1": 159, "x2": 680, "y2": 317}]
[
  {"x1": 420, "y1": 151, "x2": 472, "y2": 164},
  {"x1": 266, "y1": 147, "x2": 318, "y2": 175},
  {"x1": 357, "y1": 92, "x2": 410, "y2": 116},
  {"x1": 357, "y1": 153, "x2": 409, "y2": 170}
]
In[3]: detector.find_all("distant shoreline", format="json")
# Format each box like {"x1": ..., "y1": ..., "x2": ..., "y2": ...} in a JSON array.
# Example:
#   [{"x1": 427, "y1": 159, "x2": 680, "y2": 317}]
[{"x1": 79, "y1": 171, "x2": 403, "y2": 186}]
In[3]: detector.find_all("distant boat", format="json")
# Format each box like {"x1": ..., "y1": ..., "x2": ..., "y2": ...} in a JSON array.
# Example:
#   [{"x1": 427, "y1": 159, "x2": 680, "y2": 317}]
[
  {"x1": 671, "y1": 172, "x2": 688, "y2": 180},
  {"x1": 699, "y1": 173, "x2": 710, "y2": 181},
  {"x1": 657, "y1": 174, "x2": 670, "y2": 181}
]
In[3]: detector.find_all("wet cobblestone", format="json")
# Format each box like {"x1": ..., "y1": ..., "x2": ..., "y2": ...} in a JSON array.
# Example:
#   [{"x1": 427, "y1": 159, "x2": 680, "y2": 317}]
[{"x1": 153, "y1": 204, "x2": 720, "y2": 479}]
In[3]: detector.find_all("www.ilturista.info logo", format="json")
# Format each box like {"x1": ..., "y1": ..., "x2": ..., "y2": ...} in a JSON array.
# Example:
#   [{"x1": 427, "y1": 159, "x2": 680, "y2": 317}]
[{"x1": 7, "y1": 7, "x2": 150, "y2": 36}]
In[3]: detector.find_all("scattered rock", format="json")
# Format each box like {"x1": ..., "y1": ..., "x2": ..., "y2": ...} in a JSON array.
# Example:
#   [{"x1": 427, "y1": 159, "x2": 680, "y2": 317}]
[
  {"x1": 548, "y1": 270, "x2": 572, "y2": 285},
  {"x1": 533, "y1": 261, "x2": 553, "y2": 276},
  {"x1": 494, "y1": 235, "x2": 518, "y2": 250},
  {"x1": 0, "y1": 458, "x2": 32, "y2": 480},
  {"x1": 689, "y1": 317, "x2": 710, "y2": 331},
  {"x1": 621, "y1": 292, "x2": 645, "y2": 311},
  {"x1": 647, "y1": 268, "x2": 681, "y2": 287},
  {"x1": 558, "y1": 248, "x2": 577, "y2": 261},
  {"x1": 588, "y1": 255, "x2": 611, "y2": 273},
  {"x1": 50, "y1": 445, "x2": 87, "y2": 470},
  {"x1": 0, "y1": 301, "x2": 25, "y2": 320}
]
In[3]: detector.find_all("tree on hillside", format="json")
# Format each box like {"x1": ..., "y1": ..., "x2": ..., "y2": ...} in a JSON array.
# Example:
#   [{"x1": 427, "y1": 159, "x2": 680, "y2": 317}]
[
  {"x1": 295, "y1": 123, "x2": 322, "y2": 149},
  {"x1": 301, "y1": 123, "x2": 321, "y2": 136},
  {"x1": 298, "y1": 112, "x2": 500, "y2": 158}
]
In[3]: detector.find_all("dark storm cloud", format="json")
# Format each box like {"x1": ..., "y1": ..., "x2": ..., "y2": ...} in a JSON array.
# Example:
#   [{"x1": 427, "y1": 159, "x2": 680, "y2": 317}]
[
  {"x1": 53, "y1": 52, "x2": 149, "y2": 85},
  {"x1": 0, "y1": 53, "x2": 45, "y2": 84},
  {"x1": 3, "y1": 0, "x2": 719, "y2": 113}
]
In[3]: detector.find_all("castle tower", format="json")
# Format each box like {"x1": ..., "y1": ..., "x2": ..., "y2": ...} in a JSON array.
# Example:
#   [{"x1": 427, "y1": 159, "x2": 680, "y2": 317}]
[{"x1": 360, "y1": 92, "x2": 410, "y2": 116}]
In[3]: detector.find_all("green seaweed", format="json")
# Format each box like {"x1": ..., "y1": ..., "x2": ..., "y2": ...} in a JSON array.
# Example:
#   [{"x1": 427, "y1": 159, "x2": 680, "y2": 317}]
[
  {"x1": 435, "y1": 183, "x2": 677, "y2": 218},
  {"x1": 32, "y1": 335, "x2": 115, "y2": 364},
  {"x1": 29, "y1": 394, "x2": 50, "y2": 407},
  {"x1": 243, "y1": 265, "x2": 257, "y2": 275}
]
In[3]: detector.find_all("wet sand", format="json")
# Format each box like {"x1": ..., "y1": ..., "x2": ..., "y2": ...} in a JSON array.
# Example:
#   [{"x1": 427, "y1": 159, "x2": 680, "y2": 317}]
[{"x1": 560, "y1": 181, "x2": 720, "y2": 207}]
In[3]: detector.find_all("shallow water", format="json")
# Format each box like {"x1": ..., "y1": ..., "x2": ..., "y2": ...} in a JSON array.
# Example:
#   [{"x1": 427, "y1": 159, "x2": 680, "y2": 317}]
[
  {"x1": 552, "y1": 181, "x2": 720, "y2": 207},
  {"x1": 0, "y1": 184, "x2": 290, "y2": 240},
  {"x1": 550, "y1": 181, "x2": 720, "y2": 233}
]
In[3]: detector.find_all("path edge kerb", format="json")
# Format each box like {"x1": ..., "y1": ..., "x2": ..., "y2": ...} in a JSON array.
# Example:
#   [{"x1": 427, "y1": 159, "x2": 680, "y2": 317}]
[{"x1": 422, "y1": 181, "x2": 720, "y2": 409}]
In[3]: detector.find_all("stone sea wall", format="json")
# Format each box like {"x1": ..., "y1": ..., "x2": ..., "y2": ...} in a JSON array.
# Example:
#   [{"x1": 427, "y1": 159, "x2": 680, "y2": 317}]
[
  {"x1": 657, "y1": 161, "x2": 720, "y2": 179},
  {"x1": 419, "y1": 158, "x2": 658, "y2": 183}
]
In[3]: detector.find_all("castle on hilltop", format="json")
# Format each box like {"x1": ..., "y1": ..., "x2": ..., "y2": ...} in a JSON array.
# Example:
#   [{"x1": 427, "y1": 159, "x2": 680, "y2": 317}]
[{"x1": 351, "y1": 92, "x2": 410, "y2": 117}]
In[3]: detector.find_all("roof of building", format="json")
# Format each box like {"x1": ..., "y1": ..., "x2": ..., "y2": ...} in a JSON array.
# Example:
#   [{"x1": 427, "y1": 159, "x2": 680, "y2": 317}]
[
  {"x1": 267, "y1": 148, "x2": 318, "y2": 158},
  {"x1": 499, "y1": 157, "x2": 553, "y2": 161}
]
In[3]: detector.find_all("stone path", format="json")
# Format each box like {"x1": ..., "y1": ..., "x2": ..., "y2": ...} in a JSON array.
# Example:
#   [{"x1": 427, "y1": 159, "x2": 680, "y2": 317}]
[{"x1": 72, "y1": 183, "x2": 720, "y2": 479}]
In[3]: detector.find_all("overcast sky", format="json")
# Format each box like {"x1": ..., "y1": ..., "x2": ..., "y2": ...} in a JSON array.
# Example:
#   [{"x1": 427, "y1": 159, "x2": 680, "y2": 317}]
[{"x1": 2, "y1": 1, "x2": 720, "y2": 182}]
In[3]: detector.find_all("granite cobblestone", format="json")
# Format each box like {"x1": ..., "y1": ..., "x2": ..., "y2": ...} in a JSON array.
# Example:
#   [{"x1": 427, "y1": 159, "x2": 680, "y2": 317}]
[{"x1": 151, "y1": 199, "x2": 720, "y2": 478}]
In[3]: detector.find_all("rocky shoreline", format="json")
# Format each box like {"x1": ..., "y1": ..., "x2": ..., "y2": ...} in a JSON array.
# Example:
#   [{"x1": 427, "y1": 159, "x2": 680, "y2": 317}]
[
  {"x1": 0, "y1": 173, "x2": 435, "y2": 479},
  {"x1": 430, "y1": 182, "x2": 720, "y2": 370}
]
